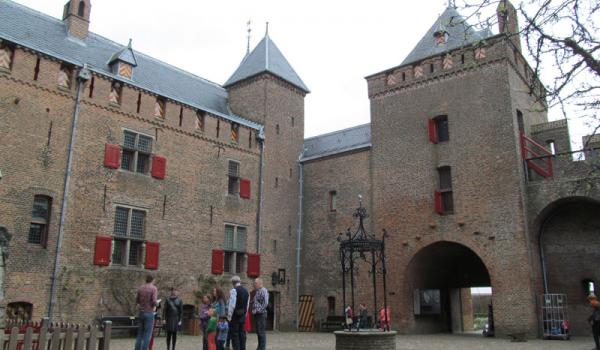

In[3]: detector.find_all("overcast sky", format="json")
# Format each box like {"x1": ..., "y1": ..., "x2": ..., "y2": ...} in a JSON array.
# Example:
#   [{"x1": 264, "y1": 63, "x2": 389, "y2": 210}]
[{"x1": 12, "y1": 0, "x2": 593, "y2": 144}]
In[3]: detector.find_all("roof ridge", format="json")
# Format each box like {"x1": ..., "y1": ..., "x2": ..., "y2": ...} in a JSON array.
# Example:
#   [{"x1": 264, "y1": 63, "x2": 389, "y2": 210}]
[{"x1": 304, "y1": 123, "x2": 371, "y2": 141}]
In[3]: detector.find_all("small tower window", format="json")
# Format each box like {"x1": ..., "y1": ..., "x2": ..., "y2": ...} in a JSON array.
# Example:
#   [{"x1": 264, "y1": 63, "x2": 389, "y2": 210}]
[
  {"x1": 402, "y1": 72, "x2": 406, "y2": 81},
  {"x1": 429, "y1": 63, "x2": 434, "y2": 73},
  {"x1": 291, "y1": 117, "x2": 295, "y2": 127},
  {"x1": 546, "y1": 140, "x2": 556, "y2": 155},
  {"x1": 437, "y1": 166, "x2": 454, "y2": 214},
  {"x1": 329, "y1": 191, "x2": 337, "y2": 212},
  {"x1": 178, "y1": 106, "x2": 184, "y2": 127},
  {"x1": 276, "y1": 124, "x2": 280, "y2": 135},
  {"x1": 33, "y1": 57, "x2": 41, "y2": 81},
  {"x1": 77, "y1": 1, "x2": 85, "y2": 17}
]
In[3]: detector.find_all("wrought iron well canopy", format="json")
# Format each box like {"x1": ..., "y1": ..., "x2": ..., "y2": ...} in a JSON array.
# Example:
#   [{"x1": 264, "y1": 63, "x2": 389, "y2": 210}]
[{"x1": 337, "y1": 197, "x2": 389, "y2": 331}]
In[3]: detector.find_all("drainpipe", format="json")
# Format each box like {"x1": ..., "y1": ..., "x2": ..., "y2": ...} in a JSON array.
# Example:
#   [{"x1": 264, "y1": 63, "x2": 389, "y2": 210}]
[
  {"x1": 295, "y1": 149, "x2": 306, "y2": 330},
  {"x1": 255, "y1": 127, "x2": 265, "y2": 253},
  {"x1": 47, "y1": 65, "x2": 90, "y2": 321}
]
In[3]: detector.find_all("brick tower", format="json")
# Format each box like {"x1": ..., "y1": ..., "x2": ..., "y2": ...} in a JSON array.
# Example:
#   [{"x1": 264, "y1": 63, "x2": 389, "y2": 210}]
[
  {"x1": 365, "y1": 3, "x2": 546, "y2": 335},
  {"x1": 224, "y1": 30, "x2": 309, "y2": 330}
]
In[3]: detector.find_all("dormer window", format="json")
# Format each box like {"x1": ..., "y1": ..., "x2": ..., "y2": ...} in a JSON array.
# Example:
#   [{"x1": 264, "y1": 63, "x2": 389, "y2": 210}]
[
  {"x1": 433, "y1": 23, "x2": 448, "y2": 45},
  {"x1": 118, "y1": 63, "x2": 133, "y2": 79},
  {"x1": 109, "y1": 39, "x2": 138, "y2": 80}
]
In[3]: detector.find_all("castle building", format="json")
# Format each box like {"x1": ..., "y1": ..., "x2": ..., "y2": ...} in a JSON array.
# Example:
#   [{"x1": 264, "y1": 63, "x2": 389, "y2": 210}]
[{"x1": 0, "y1": 0, "x2": 599, "y2": 337}]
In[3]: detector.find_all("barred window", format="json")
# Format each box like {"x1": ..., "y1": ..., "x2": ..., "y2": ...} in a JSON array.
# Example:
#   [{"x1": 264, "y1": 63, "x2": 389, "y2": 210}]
[
  {"x1": 223, "y1": 224, "x2": 248, "y2": 274},
  {"x1": 228, "y1": 160, "x2": 240, "y2": 195},
  {"x1": 112, "y1": 206, "x2": 146, "y2": 266},
  {"x1": 28, "y1": 195, "x2": 51, "y2": 247},
  {"x1": 121, "y1": 130, "x2": 153, "y2": 175}
]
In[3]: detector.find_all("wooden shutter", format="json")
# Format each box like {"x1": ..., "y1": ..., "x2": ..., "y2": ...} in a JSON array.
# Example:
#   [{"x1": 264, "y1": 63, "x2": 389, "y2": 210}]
[
  {"x1": 240, "y1": 179, "x2": 251, "y2": 199},
  {"x1": 93, "y1": 236, "x2": 112, "y2": 266},
  {"x1": 434, "y1": 191, "x2": 444, "y2": 215},
  {"x1": 428, "y1": 119, "x2": 438, "y2": 144},
  {"x1": 247, "y1": 253, "x2": 260, "y2": 278},
  {"x1": 212, "y1": 249, "x2": 224, "y2": 275},
  {"x1": 151, "y1": 155, "x2": 167, "y2": 179},
  {"x1": 145, "y1": 241, "x2": 160, "y2": 270},
  {"x1": 104, "y1": 144, "x2": 121, "y2": 169}
]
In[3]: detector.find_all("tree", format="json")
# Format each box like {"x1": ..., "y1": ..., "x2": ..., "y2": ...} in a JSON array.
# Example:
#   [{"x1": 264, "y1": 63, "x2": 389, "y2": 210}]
[{"x1": 457, "y1": 0, "x2": 599, "y2": 151}]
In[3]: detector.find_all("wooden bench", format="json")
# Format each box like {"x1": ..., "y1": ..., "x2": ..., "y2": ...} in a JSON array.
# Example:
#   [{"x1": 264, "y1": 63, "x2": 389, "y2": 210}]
[{"x1": 319, "y1": 316, "x2": 346, "y2": 332}]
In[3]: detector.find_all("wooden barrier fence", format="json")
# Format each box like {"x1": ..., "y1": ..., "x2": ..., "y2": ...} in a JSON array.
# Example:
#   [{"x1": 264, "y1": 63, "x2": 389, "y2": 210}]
[{"x1": 3, "y1": 318, "x2": 112, "y2": 350}]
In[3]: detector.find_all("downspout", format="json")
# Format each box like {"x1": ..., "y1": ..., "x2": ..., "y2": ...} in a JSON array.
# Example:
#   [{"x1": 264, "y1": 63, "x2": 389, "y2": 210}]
[
  {"x1": 295, "y1": 149, "x2": 305, "y2": 330},
  {"x1": 255, "y1": 127, "x2": 265, "y2": 253},
  {"x1": 48, "y1": 66, "x2": 90, "y2": 321}
]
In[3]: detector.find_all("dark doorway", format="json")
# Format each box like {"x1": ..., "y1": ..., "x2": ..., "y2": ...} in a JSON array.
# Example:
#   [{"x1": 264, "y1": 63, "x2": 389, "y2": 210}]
[
  {"x1": 539, "y1": 198, "x2": 600, "y2": 336},
  {"x1": 7, "y1": 302, "x2": 33, "y2": 322},
  {"x1": 406, "y1": 241, "x2": 491, "y2": 334}
]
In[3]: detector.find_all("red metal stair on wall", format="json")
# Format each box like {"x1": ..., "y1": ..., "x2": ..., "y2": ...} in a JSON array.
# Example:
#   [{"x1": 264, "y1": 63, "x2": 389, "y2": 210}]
[{"x1": 520, "y1": 132, "x2": 553, "y2": 178}]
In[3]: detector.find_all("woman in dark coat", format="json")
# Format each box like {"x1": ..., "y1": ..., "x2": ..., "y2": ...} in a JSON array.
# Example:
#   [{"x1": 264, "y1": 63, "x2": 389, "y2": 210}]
[{"x1": 163, "y1": 287, "x2": 183, "y2": 350}]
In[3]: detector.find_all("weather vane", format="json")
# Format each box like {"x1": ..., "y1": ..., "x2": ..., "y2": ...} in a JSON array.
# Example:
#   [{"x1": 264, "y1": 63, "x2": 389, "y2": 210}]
[{"x1": 246, "y1": 19, "x2": 252, "y2": 55}]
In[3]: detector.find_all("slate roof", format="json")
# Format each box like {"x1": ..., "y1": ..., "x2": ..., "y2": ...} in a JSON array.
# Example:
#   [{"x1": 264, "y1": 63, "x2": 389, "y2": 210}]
[
  {"x1": 224, "y1": 34, "x2": 310, "y2": 93},
  {"x1": 400, "y1": 6, "x2": 493, "y2": 66},
  {"x1": 0, "y1": 0, "x2": 261, "y2": 130},
  {"x1": 301, "y1": 124, "x2": 371, "y2": 162}
]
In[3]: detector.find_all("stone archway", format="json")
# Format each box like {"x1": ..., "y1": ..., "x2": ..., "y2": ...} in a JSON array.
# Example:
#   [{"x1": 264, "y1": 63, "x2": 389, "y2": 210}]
[
  {"x1": 538, "y1": 196, "x2": 600, "y2": 336},
  {"x1": 404, "y1": 241, "x2": 491, "y2": 334}
]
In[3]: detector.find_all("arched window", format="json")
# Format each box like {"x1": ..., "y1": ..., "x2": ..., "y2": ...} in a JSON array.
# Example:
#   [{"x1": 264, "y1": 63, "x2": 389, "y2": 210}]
[
  {"x1": 77, "y1": 1, "x2": 85, "y2": 17},
  {"x1": 28, "y1": 195, "x2": 52, "y2": 247}
]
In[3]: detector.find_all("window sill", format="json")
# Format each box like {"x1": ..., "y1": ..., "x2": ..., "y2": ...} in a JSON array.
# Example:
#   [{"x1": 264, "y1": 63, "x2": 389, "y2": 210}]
[
  {"x1": 118, "y1": 167, "x2": 151, "y2": 176},
  {"x1": 107, "y1": 264, "x2": 146, "y2": 271}
]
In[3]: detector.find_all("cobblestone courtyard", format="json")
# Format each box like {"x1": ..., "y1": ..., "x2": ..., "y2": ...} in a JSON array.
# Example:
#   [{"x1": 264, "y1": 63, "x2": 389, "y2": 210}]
[{"x1": 111, "y1": 333, "x2": 593, "y2": 350}]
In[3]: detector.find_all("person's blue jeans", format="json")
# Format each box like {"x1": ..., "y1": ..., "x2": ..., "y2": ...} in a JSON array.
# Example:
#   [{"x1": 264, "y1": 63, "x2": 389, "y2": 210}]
[
  {"x1": 134, "y1": 312, "x2": 155, "y2": 350},
  {"x1": 255, "y1": 313, "x2": 267, "y2": 350}
]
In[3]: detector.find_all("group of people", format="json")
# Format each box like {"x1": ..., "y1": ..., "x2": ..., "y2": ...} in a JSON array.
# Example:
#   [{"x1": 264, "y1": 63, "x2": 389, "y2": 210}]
[
  {"x1": 134, "y1": 274, "x2": 269, "y2": 350},
  {"x1": 344, "y1": 303, "x2": 391, "y2": 331}
]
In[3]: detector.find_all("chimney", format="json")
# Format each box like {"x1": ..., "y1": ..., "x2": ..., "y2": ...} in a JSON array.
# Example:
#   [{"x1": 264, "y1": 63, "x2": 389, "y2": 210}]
[
  {"x1": 497, "y1": 0, "x2": 521, "y2": 51},
  {"x1": 62, "y1": 0, "x2": 92, "y2": 40}
]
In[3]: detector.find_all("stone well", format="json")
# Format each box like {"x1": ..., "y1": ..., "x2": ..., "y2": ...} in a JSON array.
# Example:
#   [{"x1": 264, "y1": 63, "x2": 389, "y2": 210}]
[{"x1": 334, "y1": 330, "x2": 397, "y2": 350}]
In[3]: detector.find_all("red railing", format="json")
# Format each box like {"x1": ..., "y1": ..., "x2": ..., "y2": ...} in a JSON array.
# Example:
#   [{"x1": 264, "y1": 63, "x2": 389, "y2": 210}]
[{"x1": 520, "y1": 132, "x2": 553, "y2": 178}]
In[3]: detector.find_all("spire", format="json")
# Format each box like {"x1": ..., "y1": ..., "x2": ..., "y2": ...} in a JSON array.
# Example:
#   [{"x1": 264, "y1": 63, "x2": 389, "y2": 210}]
[
  {"x1": 246, "y1": 19, "x2": 252, "y2": 55},
  {"x1": 224, "y1": 30, "x2": 309, "y2": 93}
]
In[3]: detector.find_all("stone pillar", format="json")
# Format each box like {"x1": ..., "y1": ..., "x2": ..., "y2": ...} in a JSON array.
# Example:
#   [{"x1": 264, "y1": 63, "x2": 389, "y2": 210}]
[{"x1": 461, "y1": 288, "x2": 474, "y2": 332}]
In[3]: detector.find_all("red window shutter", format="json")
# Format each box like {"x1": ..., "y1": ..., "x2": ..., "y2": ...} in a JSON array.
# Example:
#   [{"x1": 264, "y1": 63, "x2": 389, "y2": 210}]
[
  {"x1": 93, "y1": 236, "x2": 112, "y2": 266},
  {"x1": 240, "y1": 179, "x2": 251, "y2": 199},
  {"x1": 104, "y1": 144, "x2": 121, "y2": 169},
  {"x1": 145, "y1": 241, "x2": 160, "y2": 270},
  {"x1": 151, "y1": 155, "x2": 167, "y2": 179},
  {"x1": 212, "y1": 249, "x2": 224, "y2": 275},
  {"x1": 428, "y1": 119, "x2": 438, "y2": 144},
  {"x1": 247, "y1": 253, "x2": 260, "y2": 278},
  {"x1": 434, "y1": 191, "x2": 444, "y2": 215}
]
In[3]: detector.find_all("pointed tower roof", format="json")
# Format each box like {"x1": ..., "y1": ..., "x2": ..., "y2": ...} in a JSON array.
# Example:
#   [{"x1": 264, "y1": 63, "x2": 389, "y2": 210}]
[
  {"x1": 401, "y1": 6, "x2": 493, "y2": 66},
  {"x1": 224, "y1": 33, "x2": 309, "y2": 93},
  {"x1": 108, "y1": 39, "x2": 138, "y2": 66}
]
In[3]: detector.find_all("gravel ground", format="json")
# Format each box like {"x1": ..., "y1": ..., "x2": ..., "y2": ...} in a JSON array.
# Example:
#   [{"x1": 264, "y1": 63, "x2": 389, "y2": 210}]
[{"x1": 109, "y1": 332, "x2": 594, "y2": 350}]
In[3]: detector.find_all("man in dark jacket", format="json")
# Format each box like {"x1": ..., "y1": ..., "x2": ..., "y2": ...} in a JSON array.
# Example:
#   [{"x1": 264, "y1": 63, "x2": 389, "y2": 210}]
[
  {"x1": 227, "y1": 276, "x2": 249, "y2": 350},
  {"x1": 589, "y1": 294, "x2": 600, "y2": 350}
]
